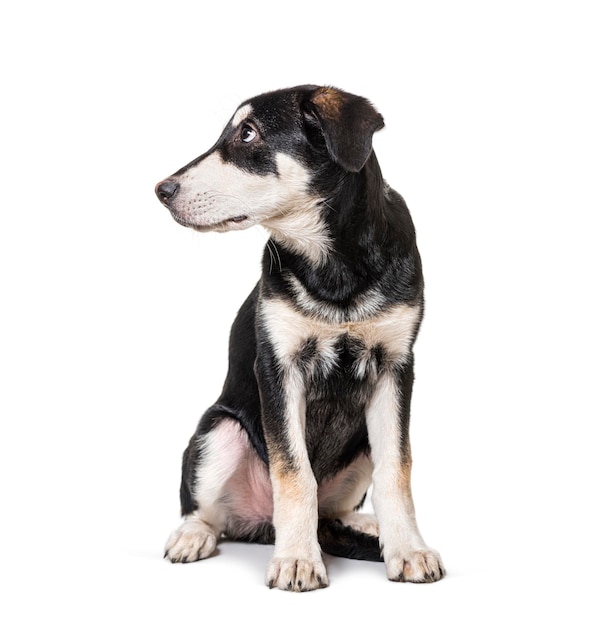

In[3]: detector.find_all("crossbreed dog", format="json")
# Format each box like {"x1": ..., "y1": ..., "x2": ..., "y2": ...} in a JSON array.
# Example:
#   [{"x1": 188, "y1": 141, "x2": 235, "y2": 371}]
[{"x1": 155, "y1": 85, "x2": 445, "y2": 591}]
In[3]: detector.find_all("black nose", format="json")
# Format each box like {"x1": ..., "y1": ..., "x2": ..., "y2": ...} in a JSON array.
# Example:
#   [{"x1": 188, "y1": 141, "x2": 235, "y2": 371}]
[{"x1": 155, "y1": 179, "x2": 179, "y2": 204}]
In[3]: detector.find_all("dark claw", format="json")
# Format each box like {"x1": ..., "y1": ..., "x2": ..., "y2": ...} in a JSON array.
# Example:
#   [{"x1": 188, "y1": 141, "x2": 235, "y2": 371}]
[{"x1": 390, "y1": 573, "x2": 405, "y2": 582}]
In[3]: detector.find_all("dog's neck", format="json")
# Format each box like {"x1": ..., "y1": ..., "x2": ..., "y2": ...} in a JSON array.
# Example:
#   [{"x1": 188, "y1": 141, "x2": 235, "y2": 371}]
[{"x1": 262, "y1": 151, "x2": 422, "y2": 307}]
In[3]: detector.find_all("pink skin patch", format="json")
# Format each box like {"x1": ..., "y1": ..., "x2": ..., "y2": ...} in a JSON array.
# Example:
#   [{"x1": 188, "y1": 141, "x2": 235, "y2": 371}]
[
  {"x1": 224, "y1": 446, "x2": 274, "y2": 523},
  {"x1": 207, "y1": 420, "x2": 373, "y2": 536}
]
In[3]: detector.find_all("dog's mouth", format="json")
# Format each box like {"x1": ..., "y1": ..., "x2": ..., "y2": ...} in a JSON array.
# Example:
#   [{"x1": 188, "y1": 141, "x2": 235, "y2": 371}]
[{"x1": 170, "y1": 211, "x2": 250, "y2": 231}]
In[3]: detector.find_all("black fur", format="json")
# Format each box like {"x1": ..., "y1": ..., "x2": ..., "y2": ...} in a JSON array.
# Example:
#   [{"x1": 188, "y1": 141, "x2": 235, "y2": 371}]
[
  {"x1": 157, "y1": 85, "x2": 425, "y2": 568},
  {"x1": 318, "y1": 519, "x2": 383, "y2": 562}
]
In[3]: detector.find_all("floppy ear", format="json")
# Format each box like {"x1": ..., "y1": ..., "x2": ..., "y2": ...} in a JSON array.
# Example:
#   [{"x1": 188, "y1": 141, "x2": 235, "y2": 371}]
[{"x1": 304, "y1": 86, "x2": 385, "y2": 172}]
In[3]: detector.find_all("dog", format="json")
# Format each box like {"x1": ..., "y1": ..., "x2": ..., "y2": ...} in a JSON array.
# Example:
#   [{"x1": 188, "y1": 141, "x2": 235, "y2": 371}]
[{"x1": 155, "y1": 85, "x2": 445, "y2": 591}]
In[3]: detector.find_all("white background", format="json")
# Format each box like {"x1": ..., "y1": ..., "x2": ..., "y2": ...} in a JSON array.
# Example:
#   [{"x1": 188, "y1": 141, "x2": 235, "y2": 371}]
[{"x1": 1, "y1": 1, "x2": 592, "y2": 623}]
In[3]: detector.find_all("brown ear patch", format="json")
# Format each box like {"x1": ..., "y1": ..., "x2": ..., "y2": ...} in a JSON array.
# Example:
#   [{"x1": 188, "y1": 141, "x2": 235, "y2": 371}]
[
  {"x1": 306, "y1": 86, "x2": 385, "y2": 172},
  {"x1": 310, "y1": 87, "x2": 347, "y2": 119}
]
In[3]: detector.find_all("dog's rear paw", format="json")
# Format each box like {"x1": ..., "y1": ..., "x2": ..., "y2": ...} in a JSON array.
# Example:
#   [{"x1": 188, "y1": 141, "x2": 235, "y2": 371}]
[
  {"x1": 266, "y1": 557, "x2": 329, "y2": 592},
  {"x1": 386, "y1": 548, "x2": 445, "y2": 583},
  {"x1": 339, "y1": 512, "x2": 379, "y2": 536},
  {"x1": 164, "y1": 518, "x2": 217, "y2": 563}
]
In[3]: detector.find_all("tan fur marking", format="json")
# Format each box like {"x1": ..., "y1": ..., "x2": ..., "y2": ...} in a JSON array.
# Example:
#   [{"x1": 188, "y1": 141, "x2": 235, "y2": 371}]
[
  {"x1": 267, "y1": 446, "x2": 297, "y2": 480},
  {"x1": 311, "y1": 87, "x2": 345, "y2": 118},
  {"x1": 397, "y1": 458, "x2": 413, "y2": 495},
  {"x1": 268, "y1": 457, "x2": 320, "y2": 560},
  {"x1": 271, "y1": 465, "x2": 307, "y2": 499}
]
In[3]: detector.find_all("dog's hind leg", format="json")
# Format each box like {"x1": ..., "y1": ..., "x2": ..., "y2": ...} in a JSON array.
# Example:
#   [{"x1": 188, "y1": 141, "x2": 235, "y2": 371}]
[
  {"x1": 317, "y1": 453, "x2": 382, "y2": 560},
  {"x1": 318, "y1": 453, "x2": 379, "y2": 535},
  {"x1": 164, "y1": 416, "x2": 251, "y2": 563}
]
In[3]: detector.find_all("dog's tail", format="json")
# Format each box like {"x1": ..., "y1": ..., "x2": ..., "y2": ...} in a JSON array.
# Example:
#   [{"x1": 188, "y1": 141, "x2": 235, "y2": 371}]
[
  {"x1": 231, "y1": 518, "x2": 382, "y2": 562},
  {"x1": 317, "y1": 518, "x2": 383, "y2": 562}
]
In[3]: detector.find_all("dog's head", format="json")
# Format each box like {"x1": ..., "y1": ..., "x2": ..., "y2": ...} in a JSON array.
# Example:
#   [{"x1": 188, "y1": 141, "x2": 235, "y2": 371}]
[{"x1": 155, "y1": 85, "x2": 384, "y2": 240}]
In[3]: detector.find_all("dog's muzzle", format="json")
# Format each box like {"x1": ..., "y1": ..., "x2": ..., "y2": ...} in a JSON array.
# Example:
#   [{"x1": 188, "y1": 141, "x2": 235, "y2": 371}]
[{"x1": 155, "y1": 179, "x2": 179, "y2": 206}]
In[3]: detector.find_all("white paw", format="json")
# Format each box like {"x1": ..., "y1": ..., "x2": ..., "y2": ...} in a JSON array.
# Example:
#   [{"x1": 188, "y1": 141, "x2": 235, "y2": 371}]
[
  {"x1": 386, "y1": 547, "x2": 445, "y2": 583},
  {"x1": 164, "y1": 518, "x2": 217, "y2": 563},
  {"x1": 266, "y1": 557, "x2": 329, "y2": 592},
  {"x1": 339, "y1": 512, "x2": 380, "y2": 536}
]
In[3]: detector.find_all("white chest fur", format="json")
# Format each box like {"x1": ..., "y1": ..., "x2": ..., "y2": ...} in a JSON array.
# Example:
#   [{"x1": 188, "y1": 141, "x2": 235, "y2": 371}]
[{"x1": 260, "y1": 296, "x2": 421, "y2": 380}]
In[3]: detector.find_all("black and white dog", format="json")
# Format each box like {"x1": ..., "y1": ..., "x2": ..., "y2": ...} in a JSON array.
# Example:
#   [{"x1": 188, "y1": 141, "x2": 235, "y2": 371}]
[{"x1": 155, "y1": 85, "x2": 444, "y2": 591}]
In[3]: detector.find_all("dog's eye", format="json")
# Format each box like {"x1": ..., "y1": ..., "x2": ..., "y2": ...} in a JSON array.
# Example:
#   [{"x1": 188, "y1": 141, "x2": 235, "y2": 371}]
[{"x1": 240, "y1": 124, "x2": 257, "y2": 143}]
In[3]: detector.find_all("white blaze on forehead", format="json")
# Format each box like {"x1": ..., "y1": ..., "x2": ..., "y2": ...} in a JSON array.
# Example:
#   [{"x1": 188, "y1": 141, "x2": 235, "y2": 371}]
[{"x1": 232, "y1": 103, "x2": 253, "y2": 127}]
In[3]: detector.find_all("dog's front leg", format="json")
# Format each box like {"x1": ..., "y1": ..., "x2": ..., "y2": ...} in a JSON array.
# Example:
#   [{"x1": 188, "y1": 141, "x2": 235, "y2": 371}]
[
  {"x1": 366, "y1": 359, "x2": 445, "y2": 583},
  {"x1": 255, "y1": 352, "x2": 328, "y2": 592}
]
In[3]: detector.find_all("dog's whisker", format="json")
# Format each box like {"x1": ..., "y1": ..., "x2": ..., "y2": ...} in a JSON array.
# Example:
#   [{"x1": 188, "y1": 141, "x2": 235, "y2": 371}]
[
  {"x1": 322, "y1": 200, "x2": 338, "y2": 214},
  {"x1": 204, "y1": 191, "x2": 255, "y2": 214},
  {"x1": 267, "y1": 238, "x2": 282, "y2": 274}
]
